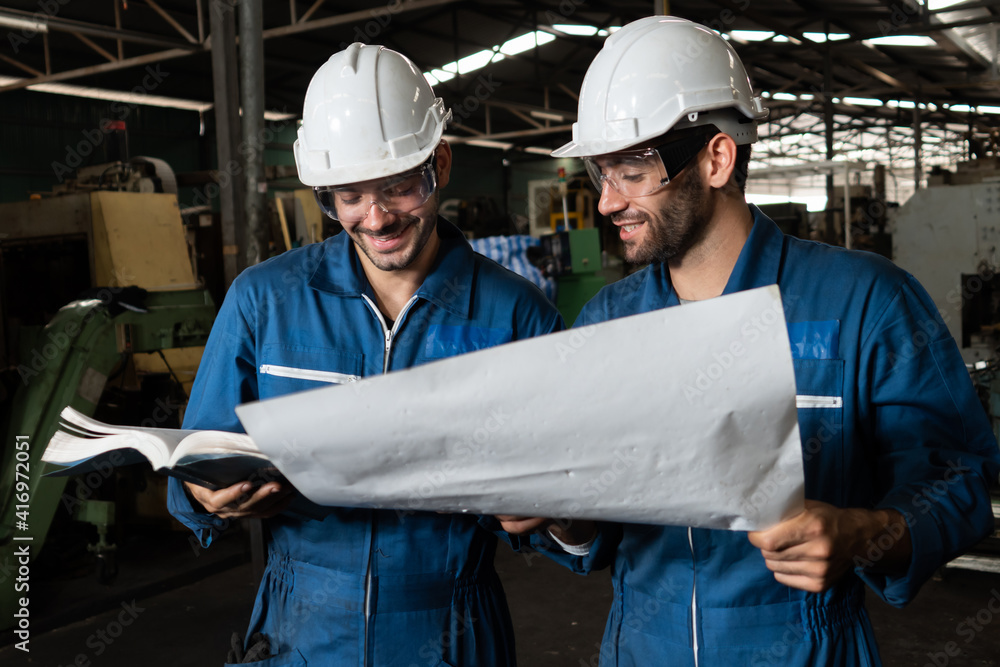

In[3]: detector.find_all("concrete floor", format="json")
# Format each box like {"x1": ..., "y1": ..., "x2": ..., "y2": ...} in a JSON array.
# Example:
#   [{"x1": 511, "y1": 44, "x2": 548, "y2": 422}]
[{"x1": 2, "y1": 528, "x2": 1000, "y2": 666}]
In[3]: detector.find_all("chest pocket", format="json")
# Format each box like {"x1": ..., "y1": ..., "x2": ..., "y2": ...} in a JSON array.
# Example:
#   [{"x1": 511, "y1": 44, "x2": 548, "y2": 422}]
[
  {"x1": 419, "y1": 324, "x2": 513, "y2": 362},
  {"x1": 258, "y1": 343, "x2": 363, "y2": 399}
]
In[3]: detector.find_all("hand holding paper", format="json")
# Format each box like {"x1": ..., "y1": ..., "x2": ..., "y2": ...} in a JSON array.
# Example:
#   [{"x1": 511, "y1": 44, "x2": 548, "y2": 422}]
[{"x1": 748, "y1": 500, "x2": 913, "y2": 592}]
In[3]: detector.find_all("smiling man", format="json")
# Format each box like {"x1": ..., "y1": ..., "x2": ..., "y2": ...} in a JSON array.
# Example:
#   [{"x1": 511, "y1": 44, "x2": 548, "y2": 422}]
[
  {"x1": 500, "y1": 16, "x2": 1000, "y2": 666},
  {"x1": 167, "y1": 43, "x2": 562, "y2": 665}
]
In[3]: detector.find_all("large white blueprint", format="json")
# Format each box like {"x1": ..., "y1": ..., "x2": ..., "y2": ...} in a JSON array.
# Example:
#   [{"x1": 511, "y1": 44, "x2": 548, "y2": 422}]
[{"x1": 236, "y1": 285, "x2": 804, "y2": 530}]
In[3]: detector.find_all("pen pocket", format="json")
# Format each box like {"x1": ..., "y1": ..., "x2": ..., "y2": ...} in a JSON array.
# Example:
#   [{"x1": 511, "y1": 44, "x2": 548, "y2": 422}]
[{"x1": 258, "y1": 344, "x2": 364, "y2": 398}]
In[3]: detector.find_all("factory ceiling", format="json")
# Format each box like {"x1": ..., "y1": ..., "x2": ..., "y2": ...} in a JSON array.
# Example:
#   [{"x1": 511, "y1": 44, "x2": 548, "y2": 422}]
[{"x1": 0, "y1": 0, "x2": 998, "y2": 185}]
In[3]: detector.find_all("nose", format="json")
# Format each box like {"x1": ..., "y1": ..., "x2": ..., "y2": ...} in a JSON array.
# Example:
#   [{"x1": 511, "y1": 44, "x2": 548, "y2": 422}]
[
  {"x1": 361, "y1": 199, "x2": 395, "y2": 228},
  {"x1": 597, "y1": 181, "x2": 627, "y2": 217}
]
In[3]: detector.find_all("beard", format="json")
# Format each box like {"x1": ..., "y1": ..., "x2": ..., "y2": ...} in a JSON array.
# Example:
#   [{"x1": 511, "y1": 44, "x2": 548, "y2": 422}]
[
  {"x1": 350, "y1": 194, "x2": 439, "y2": 271},
  {"x1": 613, "y1": 164, "x2": 714, "y2": 265}
]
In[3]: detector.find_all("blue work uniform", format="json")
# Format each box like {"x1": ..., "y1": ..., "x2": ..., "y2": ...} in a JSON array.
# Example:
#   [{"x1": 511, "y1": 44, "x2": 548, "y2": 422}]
[
  {"x1": 168, "y1": 218, "x2": 563, "y2": 667},
  {"x1": 555, "y1": 207, "x2": 1000, "y2": 666}
]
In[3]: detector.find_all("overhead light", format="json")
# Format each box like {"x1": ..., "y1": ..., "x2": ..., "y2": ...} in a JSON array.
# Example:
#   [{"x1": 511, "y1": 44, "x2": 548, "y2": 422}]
[
  {"x1": 730, "y1": 30, "x2": 776, "y2": 42},
  {"x1": 928, "y1": 0, "x2": 967, "y2": 9},
  {"x1": 771, "y1": 93, "x2": 797, "y2": 101},
  {"x1": 0, "y1": 74, "x2": 295, "y2": 121},
  {"x1": 551, "y1": 24, "x2": 598, "y2": 37},
  {"x1": 865, "y1": 35, "x2": 937, "y2": 47},
  {"x1": 466, "y1": 139, "x2": 514, "y2": 150},
  {"x1": 843, "y1": 97, "x2": 884, "y2": 107},
  {"x1": 803, "y1": 32, "x2": 850, "y2": 43},
  {"x1": 529, "y1": 109, "x2": 564, "y2": 122},
  {"x1": 0, "y1": 14, "x2": 48, "y2": 34},
  {"x1": 523, "y1": 146, "x2": 553, "y2": 155}
]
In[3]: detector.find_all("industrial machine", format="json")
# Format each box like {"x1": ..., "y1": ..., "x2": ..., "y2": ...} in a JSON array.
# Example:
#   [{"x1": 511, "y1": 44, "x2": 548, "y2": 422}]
[
  {"x1": 892, "y1": 158, "x2": 1000, "y2": 366},
  {"x1": 892, "y1": 156, "x2": 1000, "y2": 573},
  {"x1": 0, "y1": 289, "x2": 215, "y2": 630},
  {"x1": 535, "y1": 228, "x2": 607, "y2": 326},
  {"x1": 0, "y1": 169, "x2": 218, "y2": 633}
]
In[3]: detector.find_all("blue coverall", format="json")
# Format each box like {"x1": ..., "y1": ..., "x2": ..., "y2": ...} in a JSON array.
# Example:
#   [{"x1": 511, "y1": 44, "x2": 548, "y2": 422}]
[
  {"x1": 554, "y1": 207, "x2": 1000, "y2": 666},
  {"x1": 168, "y1": 218, "x2": 563, "y2": 667}
]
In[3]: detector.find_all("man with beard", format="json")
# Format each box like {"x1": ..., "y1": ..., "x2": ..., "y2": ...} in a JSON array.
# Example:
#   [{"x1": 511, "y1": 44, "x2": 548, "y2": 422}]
[
  {"x1": 500, "y1": 16, "x2": 1000, "y2": 666},
  {"x1": 168, "y1": 43, "x2": 562, "y2": 665}
]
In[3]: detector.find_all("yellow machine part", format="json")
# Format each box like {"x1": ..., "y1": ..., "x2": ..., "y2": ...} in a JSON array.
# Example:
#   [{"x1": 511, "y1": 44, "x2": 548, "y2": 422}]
[
  {"x1": 90, "y1": 191, "x2": 197, "y2": 288},
  {"x1": 89, "y1": 191, "x2": 205, "y2": 387},
  {"x1": 294, "y1": 188, "x2": 324, "y2": 243}
]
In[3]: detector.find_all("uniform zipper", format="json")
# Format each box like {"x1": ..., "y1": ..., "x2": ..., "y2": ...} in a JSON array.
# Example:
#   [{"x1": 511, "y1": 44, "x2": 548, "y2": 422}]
[
  {"x1": 359, "y1": 293, "x2": 419, "y2": 666},
  {"x1": 258, "y1": 364, "x2": 359, "y2": 384},
  {"x1": 689, "y1": 526, "x2": 699, "y2": 667},
  {"x1": 795, "y1": 395, "x2": 843, "y2": 409}
]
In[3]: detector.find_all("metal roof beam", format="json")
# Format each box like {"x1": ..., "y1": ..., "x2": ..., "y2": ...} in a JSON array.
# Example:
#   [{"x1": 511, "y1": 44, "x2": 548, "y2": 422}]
[
  {"x1": 0, "y1": 7, "x2": 195, "y2": 50},
  {"x1": 0, "y1": 46, "x2": 197, "y2": 93},
  {"x1": 260, "y1": 0, "x2": 462, "y2": 40},
  {"x1": 144, "y1": 0, "x2": 201, "y2": 44}
]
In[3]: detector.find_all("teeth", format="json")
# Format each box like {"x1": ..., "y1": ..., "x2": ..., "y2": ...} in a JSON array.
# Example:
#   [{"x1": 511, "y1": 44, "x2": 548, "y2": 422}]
[
  {"x1": 622, "y1": 223, "x2": 641, "y2": 233},
  {"x1": 373, "y1": 229, "x2": 404, "y2": 241}
]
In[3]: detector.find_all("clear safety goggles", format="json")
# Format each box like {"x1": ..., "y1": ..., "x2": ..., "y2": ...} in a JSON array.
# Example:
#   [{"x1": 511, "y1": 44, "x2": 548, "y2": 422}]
[
  {"x1": 583, "y1": 127, "x2": 719, "y2": 198},
  {"x1": 314, "y1": 158, "x2": 437, "y2": 224}
]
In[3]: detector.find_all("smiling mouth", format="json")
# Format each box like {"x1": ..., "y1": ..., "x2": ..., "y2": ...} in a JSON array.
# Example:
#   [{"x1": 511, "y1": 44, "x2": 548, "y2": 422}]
[
  {"x1": 621, "y1": 223, "x2": 642, "y2": 233},
  {"x1": 365, "y1": 223, "x2": 409, "y2": 243}
]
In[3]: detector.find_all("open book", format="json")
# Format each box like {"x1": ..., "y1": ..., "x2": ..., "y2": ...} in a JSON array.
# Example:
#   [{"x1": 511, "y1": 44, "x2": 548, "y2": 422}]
[{"x1": 43, "y1": 406, "x2": 278, "y2": 491}]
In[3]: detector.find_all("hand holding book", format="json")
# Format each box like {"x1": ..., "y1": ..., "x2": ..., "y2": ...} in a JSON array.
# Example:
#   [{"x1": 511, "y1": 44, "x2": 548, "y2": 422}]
[{"x1": 183, "y1": 479, "x2": 294, "y2": 519}]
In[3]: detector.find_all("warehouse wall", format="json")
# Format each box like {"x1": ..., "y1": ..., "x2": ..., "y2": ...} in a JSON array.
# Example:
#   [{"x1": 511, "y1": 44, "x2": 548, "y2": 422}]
[{"x1": 0, "y1": 89, "x2": 204, "y2": 204}]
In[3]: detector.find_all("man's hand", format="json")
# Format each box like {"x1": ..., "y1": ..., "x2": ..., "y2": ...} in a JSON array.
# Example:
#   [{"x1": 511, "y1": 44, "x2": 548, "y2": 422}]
[
  {"x1": 184, "y1": 480, "x2": 295, "y2": 519},
  {"x1": 748, "y1": 499, "x2": 911, "y2": 593},
  {"x1": 496, "y1": 516, "x2": 596, "y2": 546},
  {"x1": 496, "y1": 516, "x2": 550, "y2": 535}
]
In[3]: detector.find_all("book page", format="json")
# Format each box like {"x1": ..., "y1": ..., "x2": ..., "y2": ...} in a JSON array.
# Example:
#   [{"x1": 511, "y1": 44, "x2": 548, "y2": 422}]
[{"x1": 236, "y1": 285, "x2": 804, "y2": 531}]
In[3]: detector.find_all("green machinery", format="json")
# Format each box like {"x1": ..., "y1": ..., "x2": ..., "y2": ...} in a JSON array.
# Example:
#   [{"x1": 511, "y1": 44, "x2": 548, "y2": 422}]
[
  {"x1": 539, "y1": 227, "x2": 607, "y2": 326},
  {"x1": 0, "y1": 289, "x2": 214, "y2": 632}
]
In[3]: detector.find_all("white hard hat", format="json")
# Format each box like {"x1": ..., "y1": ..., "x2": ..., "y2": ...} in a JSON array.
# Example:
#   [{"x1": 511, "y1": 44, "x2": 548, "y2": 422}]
[
  {"x1": 552, "y1": 16, "x2": 768, "y2": 158},
  {"x1": 294, "y1": 43, "x2": 452, "y2": 186}
]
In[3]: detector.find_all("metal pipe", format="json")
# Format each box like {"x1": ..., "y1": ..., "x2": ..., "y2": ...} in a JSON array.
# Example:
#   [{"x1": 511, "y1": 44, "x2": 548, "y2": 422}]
[
  {"x1": 913, "y1": 106, "x2": 923, "y2": 190},
  {"x1": 210, "y1": 0, "x2": 245, "y2": 286},
  {"x1": 196, "y1": 0, "x2": 205, "y2": 43},
  {"x1": 114, "y1": 0, "x2": 124, "y2": 59},
  {"x1": 843, "y1": 164, "x2": 852, "y2": 250},
  {"x1": 240, "y1": 0, "x2": 267, "y2": 267}
]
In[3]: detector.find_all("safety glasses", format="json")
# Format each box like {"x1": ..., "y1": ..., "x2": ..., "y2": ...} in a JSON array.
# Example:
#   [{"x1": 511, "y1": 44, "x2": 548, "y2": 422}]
[
  {"x1": 314, "y1": 157, "x2": 438, "y2": 223},
  {"x1": 583, "y1": 127, "x2": 719, "y2": 198}
]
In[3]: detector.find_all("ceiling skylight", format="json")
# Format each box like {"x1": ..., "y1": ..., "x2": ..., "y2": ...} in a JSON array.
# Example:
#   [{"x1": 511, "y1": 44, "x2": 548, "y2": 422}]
[
  {"x1": 865, "y1": 35, "x2": 938, "y2": 47},
  {"x1": 803, "y1": 32, "x2": 851, "y2": 43},
  {"x1": 551, "y1": 24, "x2": 613, "y2": 37},
  {"x1": 730, "y1": 30, "x2": 790, "y2": 43},
  {"x1": 928, "y1": 0, "x2": 968, "y2": 9},
  {"x1": 843, "y1": 97, "x2": 884, "y2": 107},
  {"x1": 424, "y1": 30, "x2": 557, "y2": 85}
]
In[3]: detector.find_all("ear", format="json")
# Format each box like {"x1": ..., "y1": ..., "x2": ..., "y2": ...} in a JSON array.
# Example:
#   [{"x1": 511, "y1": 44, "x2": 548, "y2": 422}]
[
  {"x1": 704, "y1": 132, "x2": 738, "y2": 190},
  {"x1": 434, "y1": 140, "x2": 453, "y2": 189}
]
